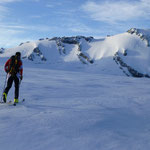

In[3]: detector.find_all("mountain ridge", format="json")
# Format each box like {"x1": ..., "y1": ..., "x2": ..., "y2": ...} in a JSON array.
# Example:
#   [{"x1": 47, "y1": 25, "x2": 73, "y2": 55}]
[{"x1": 1, "y1": 28, "x2": 150, "y2": 78}]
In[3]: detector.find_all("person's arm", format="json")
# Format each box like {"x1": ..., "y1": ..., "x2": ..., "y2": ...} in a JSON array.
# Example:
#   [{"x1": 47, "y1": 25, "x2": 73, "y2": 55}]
[{"x1": 4, "y1": 59, "x2": 10, "y2": 73}]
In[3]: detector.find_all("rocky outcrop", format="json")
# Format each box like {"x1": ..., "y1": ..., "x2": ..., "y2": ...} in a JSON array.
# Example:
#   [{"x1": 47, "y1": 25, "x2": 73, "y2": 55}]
[
  {"x1": 27, "y1": 47, "x2": 47, "y2": 61},
  {"x1": 0, "y1": 48, "x2": 5, "y2": 54},
  {"x1": 55, "y1": 38, "x2": 66, "y2": 55},
  {"x1": 51, "y1": 36, "x2": 93, "y2": 44},
  {"x1": 127, "y1": 28, "x2": 150, "y2": 47},
  {"x1": 113, "y1": 51, "x2": 150, "y2": 78},
  {"x1": 77, "y1": 43, "x2": 94, "y2": 64},
  {"x1": 54, "y1": 36, "x2": 94, "y2": 64}
]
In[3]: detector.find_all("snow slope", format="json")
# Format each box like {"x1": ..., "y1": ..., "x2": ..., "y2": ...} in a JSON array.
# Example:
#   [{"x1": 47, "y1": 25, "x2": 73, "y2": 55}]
[{"x1": 0, "y1": 58, "x2": 150, "y2": 150}]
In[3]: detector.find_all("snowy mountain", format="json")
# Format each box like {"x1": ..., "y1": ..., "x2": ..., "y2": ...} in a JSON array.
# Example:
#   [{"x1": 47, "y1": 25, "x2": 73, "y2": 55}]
[{"x1": 1, "y1": 28, "x2": 150, "y2": 77}]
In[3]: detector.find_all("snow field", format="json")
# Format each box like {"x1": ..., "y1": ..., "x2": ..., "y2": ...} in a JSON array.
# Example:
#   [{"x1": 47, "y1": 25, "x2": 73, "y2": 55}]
[{"x1": 0, "y1": 61, "x2": 150, "y2": 150}]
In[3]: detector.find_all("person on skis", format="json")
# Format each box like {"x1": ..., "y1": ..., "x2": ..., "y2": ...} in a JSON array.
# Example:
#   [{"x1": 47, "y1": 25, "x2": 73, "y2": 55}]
[{"x1": 3, "y1": 52, "x2": 23, "y2": 103}]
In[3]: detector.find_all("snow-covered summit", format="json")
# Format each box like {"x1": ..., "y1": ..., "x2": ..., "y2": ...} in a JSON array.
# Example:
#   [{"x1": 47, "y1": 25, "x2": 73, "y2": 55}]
[
  {"x1": 127, "y1": 28, "x2": 150, "y2": 47},
  {"x1": 1, "y1": 29, "x2": 150, "y2": 78}
]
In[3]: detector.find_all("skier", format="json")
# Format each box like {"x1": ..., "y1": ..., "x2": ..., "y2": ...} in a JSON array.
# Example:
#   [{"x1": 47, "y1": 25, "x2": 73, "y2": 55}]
[{"x1": 3, "y1": 52, "x2": 23, "y2": 103}]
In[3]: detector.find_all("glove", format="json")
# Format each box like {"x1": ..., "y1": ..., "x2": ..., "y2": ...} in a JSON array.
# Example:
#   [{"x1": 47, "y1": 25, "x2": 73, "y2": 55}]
[
  {"x1": 20, "y1": 76, "x2": 23, "y2": 80},
  {"x1": 6, "y1": 69, "x2": 9, "y2": 73}
]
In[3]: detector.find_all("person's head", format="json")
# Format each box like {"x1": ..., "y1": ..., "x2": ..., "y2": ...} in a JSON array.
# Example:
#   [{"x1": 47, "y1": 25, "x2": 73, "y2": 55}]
[{"x1": 15, "y1": 52, "x2": 21, "y2": 60}]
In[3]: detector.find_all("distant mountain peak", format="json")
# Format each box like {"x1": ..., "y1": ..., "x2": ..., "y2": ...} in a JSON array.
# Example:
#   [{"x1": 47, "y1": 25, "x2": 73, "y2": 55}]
[{"x1": 127, "y1": 28, "x2": 150, "y2": 47}]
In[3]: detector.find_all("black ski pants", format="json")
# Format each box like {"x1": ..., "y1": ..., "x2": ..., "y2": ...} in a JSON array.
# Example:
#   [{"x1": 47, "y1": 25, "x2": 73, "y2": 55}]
[{"x1": 4, "y1": 75, "x2": 20, "y2": 99}]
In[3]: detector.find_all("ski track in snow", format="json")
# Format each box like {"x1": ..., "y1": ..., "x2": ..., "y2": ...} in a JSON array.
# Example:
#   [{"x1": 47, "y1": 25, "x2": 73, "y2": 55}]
[{"x1": 0, "y1": 60, "x2": 150, "y2": 150}]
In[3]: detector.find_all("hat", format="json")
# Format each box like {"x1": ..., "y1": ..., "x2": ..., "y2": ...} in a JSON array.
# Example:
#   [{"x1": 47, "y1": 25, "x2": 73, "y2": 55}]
[{"x1": 15, "y1": 52, "x2": 21, "y2": 56}]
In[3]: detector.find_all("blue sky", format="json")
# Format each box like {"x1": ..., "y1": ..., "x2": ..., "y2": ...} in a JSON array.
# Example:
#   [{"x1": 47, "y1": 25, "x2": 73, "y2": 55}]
[{"x1": 0, "y1": 0, "x2": 150, "y2": 47}]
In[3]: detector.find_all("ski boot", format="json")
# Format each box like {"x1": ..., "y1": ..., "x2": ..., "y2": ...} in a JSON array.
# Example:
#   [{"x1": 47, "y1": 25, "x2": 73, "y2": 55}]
[
  {"x1": 14, "y1": 99, "x2": 19, "y2": 106},
  {"x1": 14, "y1": 98, "x2": 19, "y2": 103}
]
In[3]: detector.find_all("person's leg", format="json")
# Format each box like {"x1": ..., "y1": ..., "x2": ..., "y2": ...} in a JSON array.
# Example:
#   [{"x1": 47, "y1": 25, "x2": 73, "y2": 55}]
[{"x1": 14, "y1": 76, "x2": 20, "y2": 103}]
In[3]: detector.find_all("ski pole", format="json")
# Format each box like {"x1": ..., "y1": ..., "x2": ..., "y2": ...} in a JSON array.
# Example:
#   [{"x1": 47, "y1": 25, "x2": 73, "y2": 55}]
[
  {"x1": 19, "y1": 79, "x2": 21, "y2": 85},
  {"x1": 1, "y1": 74, "x2": 7, "y2": 102}
]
